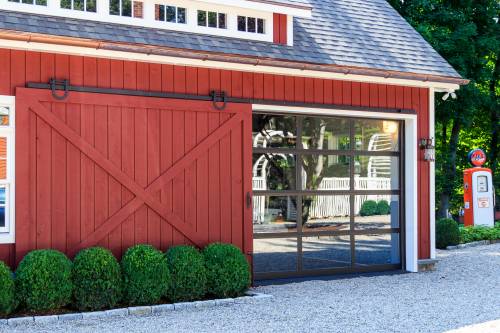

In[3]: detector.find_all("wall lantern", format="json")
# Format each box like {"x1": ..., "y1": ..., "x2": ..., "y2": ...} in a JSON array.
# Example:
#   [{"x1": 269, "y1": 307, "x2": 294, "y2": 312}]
[{"x1": 419, "y1": 138, "x2": 435, "y2": 162}]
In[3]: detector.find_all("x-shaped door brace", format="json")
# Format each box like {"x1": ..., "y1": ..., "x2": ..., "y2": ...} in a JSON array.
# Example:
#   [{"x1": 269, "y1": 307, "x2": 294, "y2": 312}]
[{"x1": 24, "y1": 97, "x2": 244, "y2": 255}]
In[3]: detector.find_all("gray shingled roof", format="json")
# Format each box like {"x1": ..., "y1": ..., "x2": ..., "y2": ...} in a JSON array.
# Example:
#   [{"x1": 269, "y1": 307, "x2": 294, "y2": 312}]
[{"x1": 0, "y1": 0, "x2": 462, "y2": 79}]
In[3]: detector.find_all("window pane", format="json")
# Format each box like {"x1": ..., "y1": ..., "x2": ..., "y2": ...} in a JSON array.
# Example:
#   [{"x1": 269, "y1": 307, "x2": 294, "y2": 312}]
[
  {"x1": 254, "y1": 238, "x2": 297, "y2": 273},
  {"x1": 166, "y1": 6, "x2": 176, "y2": 22},
  {"x1": 109, "y1": 0, "x2": 120, "y2": 15},
  {"x1": 208, "y1": 11, "x2": 217, "y2": 28},
  {"x1": 60, "y1": 0, "x2": 71, "y2": 9},
  {"x1": 177, "y1": 7, "x2": 186, "y2": 23},
  {"x1": 355, "y1": 155, "x2": 399, "y2": 190},
  {"x1": 86, "y1": 0, "x2": 96, "y2": 12},
  {"x1": 253, "y1": 114, "x2": 297, "y2": 148},
  {"x1": 22, "y1": 0, "x2": 34, "y2": 4},
  {"x1": 354, "y1": 119, "x2": 399, "y2": 151},
  {"x1": 0, "y1": 187, "x2": 5, "y2": 228},
  {"x1": 355, "y1": 195, "x2": 399, "y2": 230},
  {"x1": 0, "y1": 137, "x2": 6, "y2": 180},
  {"x1": 8, "y1": 0, "x2": 21, "y2": 3},
  {"x1": 122, "y1": 0, "x2": 132, "y2": 17},
  {"x1": 302, "y1": 117, "x2": 350, "y2": 150},
  {"x1": 302, "y1": 155, "x2": 350, "y2": 190},
  {"x1": 302, "y1": 195, "x2": 350, "y2": 232},
  {"x1": 36, "y1": 0, "x2": 47, "y2": 5},
  {"x1": 253, "y1": 153, "x2": 296, "y2": 191},
  {"x1": 237, "y1": 15, "x2": 246, "y2": 31},
  {"x1": 197, "y1": 10, "x2": 206, "y2": 26},
  {"x1": 257, "y1": 18, "x2": 265, "y2": 33},
  {"x1": 303, "y1": 236, "x2": 351, "y2": 269},
  {"x1": 218, "y1": 13, "x2": 226, "y2": 29},
  {"x1": 155, "y1": 4, "x2": 164, "y2": 21},
  {"x1": 74, "y1": 0, "x2": 84, "y2": 11},
  {"x1": 355, "y1": 233, "x2": 400, "y2": 266},
  {"x1": 253, "y1": 196, "x2": 297, "y2": 233},
  {"x1": 248, "y1": 17, "x2": 256, "y2": 33}
]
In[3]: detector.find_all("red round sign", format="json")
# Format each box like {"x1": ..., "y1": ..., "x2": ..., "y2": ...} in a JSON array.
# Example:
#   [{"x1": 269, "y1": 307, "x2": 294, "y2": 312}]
[{"x1": 468, "y1": 149, "x2": 487, "y2": 167}]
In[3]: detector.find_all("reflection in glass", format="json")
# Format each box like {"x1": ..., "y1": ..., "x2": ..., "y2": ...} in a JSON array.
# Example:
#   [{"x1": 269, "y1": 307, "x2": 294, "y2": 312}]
[
  {"x1": 355, "y1": 195, "x2": 399, "y2": 230},
  {"x1": 253, "y1": 196, "x2": 297, "y2": 233},
  {"x1": 302, "y1": 117, "x2": 350, "y2": 150},
  {"x1": 208, "y1": 11, "x2": 217, "y2": 28},
  {"x1": 218, "y1": 13, "x2": 226, "y2": 29},
  {"x1": 237, "y1": 16, "x2": 246, "y2": 31},
  {"x1": 302, "y1": 236, "x2": 351, "y2": 269},
  {"x1": 254, "y1": 238, "x2": 297, "y2": 273},
  {"x1": 253, "y1": 114, "x2": 297, "y2": 148},
  {"x1": 178, "y1": 7, "x2": 186, "y2": 23},
  {"x1": 166, "y1": 5, "x2": 176, "y2": 22},
  {"x1": 73, "y1": 0, "x2": 83, "y2": 10},
  {"x1": 257, "y1": 18, "x2": 265, "y2": 33},
  {"x1": 248, "y1": 17, "x2": 256, "y2": 33},
  {"x1": 302, "y1": 155, "x2": 350, "y2": 190},
  {"x1": 109, "y1": 0, "x2": 119, "y2": 15},
  {"x1": 355, "y1": 156, "x2": 399, "y2": 190},
  {"x1": 60, "y1": 0, "x2": 71, "y2": 9},
  {"x1": 354, "y1": 119, "x2": 399, "y2": 151},
  {"x1": 86, "y1": 0, "x2": 96, "y2": 12},
  {"x1": 0, "y1": 187, "x2": 4, "y2": 228},
  {"x1": 253, "y1": 153, "x2": 296, "y2": 191},
  {"x1": 197, "y1": 10, "x2": 206, "y2": 26},
  {"x1": 302, "y1": 196, "x2": 350, "y2": 232},
  {"x1": 355, "y1": 233, "x2": 400, "y2": 265},
  {"x1": 121, "y1": 0, "x2": 131, "y2": 17}
]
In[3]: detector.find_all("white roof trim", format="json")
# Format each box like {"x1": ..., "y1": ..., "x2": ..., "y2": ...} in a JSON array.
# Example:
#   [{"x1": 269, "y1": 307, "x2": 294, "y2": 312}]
[{"x1": 196, "y1": 0, "x2": 312, "y2": 17}]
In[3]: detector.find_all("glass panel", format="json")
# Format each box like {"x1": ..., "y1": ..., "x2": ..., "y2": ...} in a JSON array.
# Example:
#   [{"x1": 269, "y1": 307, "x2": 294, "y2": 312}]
[
  {"x1": 121, "y1": 0, "x2": 131, "y2": 17},
  {"x1": 354, "y1": 119, "x2": 399, "y2": 151},
  {"x1": 60, "y1": 0, "x2": 71, "y2": 9},
  {"x1": 302, "y1": 235, "x2": 351, "y2": 269},
  {"x1": 22, "y1": 0, "x2": 34, "y2": 4},
  {"x1": 109, "y1": 0, "x2": 120, "y2": 15},
  {"x1": 218, "y1": 13, "x2": 226, "y2": 29},
  {"x1": 0, "y1": 137, "x2": 6, "y2": 180},
  {"x1": 302, "y1": 117, "x2": 350, "y2": 150},
  {"x1": 253, "y1": 196, "x2": 297, "y2": 233},
  {"x1": 156, "y1": 4, "x2": 165, "y2": 21},
  {"x1": 355, "y1": 155, "x2": 399, "y2": 190},
  {"x1": 166, "y1": 6, "x2": 176, "y2": 22},
  {"x1": 247, "y1": 17, "x2": 256, "y2": 33},
  {"x1": 208, "y1": 11, "x2": 217, "y2": 28},
  {"x1": 254, "y1": 238, "x2": 297, "y2": 273},
  {"x1": 302, "y1": 195, "x2": 350, "y2": 232},
  {"x1": 257, "y1": 18, "x2": 264, "y2": 33},
  {"x1": 253, "y1": 114, "x2": 297, "y2": 148},
  {"x1": 197, "y1": 10, "x2": 206, "y2": 26},
  {"x1": 253, "y1": 153, "x2": 296, "y2": 191},
  {"x1": 36, "y1": 0, "x2": 46, "y2": 4},
  {"x1": 86, "y1": 0, "x2": 96, "y2": 12},
  {"x1": 237, "y1": 15, "x2": 246, "y2": 32},
  {"x1": 355, "y1": 195, "x2": 399, "y2": 230},
  {"x1": 355, "y1": 233, "x2": 400, "y2": 266},
  {"x1": 0, "y1": 187, "x2": 5, "y2": 228},
  {"x1": 177, "y1": 7, "x2": 186, "y2": 24},
  {"x1": 301, "y1": 155, "x2": 350, "y2": 190},
  {"x1": 74, "y1": 0, "x2": 84, "y2": 11},
  {"x1": 8, "y1": 0, "x2": 21, "y2": 3}
]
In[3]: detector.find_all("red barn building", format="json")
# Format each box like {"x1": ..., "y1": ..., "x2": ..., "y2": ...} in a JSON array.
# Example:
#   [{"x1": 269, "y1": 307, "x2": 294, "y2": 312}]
[{"x1": 0, "y1": 0, "x2": 467, "y2": 279}]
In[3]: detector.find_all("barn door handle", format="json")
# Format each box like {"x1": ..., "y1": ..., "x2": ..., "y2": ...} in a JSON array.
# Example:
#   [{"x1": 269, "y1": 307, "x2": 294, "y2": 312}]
[
  {"x1": 246, "y1": 192, "x2": 252, "y2": 209},
  {"x1": 210, "y1": 90, "x2": 227, "y2": 111},
  {"x1": 50, "y1": 78, "x2": 69, "y2": 101}
]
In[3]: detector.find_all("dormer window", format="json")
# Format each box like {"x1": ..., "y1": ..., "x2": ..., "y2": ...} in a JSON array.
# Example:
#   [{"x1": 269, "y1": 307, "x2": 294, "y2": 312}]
[
  {"x1": 197, "y1": 10, "x2": 226, "y2": 29},
  {"x1": 155, "y1": 4, "x2": 186, "y2": 24},
  {"x1": 238, "y1": 16, "x2": 265, "y2": 34},
  {"x1": 61, "y1": 0, "x2": 96, "y2": 12},
  {"x1": 8, "y1": 0, "x2": 46, "y2": 6}
]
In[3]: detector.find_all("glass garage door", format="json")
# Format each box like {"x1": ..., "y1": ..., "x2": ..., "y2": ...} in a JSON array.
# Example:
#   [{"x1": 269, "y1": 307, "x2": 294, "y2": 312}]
[{"x1": 252, "y1": 113, "x2": 404, "y2": 279}]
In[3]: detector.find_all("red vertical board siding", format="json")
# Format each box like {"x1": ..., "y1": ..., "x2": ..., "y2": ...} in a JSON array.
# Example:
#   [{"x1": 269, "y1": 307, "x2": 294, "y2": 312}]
[
  {"x1": 4, "y1": 49, "x2": 432, "y2": 268},
  {"x1": 279, "y1": 14, "x2": 287, "y2": 45},
  {"x1": 273, "y1": 13, "x2": 287, "y2": 44},
  {"x1": 273, "y1": 13, "x2": 280, "y2": 44}
]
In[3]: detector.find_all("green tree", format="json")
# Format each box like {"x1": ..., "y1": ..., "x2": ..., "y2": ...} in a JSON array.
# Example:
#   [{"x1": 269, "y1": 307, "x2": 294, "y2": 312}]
[{"x1": 388, "y1": 0, "x2": 500, "y2": 216}]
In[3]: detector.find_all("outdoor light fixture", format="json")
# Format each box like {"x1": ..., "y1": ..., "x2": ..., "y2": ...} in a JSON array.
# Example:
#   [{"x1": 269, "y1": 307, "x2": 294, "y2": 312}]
[
  {"x1": 419, "y1": 138, "x2": 435, "y2": 162},
  {"x1": 442, "y1": 90, "x2": 457, "y2": 101}
]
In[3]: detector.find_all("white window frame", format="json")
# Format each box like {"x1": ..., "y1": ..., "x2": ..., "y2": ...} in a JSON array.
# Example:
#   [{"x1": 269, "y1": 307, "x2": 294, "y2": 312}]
[
  {"x1": 155, "y1": 4, "x2": 187, "y2": 24},
  {"x1": 60, "y1": 0, "x2": 97, "y2": 13},
  {"x1": 197, "y1": 9, "x2": 227, "y2": 29},
  {"x1": 0, "y1": 96, "x2": 15, "y2": 244},
  {"x1": 237, "y1": 15, "x2": 265, "y2": 34}
]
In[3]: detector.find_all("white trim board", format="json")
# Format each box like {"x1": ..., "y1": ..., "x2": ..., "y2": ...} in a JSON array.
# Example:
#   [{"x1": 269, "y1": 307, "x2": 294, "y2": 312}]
[
  {"x1": 429, "y1": 88, "x2": 436, "y2": 259},
  {"x1": 253, "y1": 104, "x2": 419, "y2": 273},
  {"x1": 0, "y1": 38, "x2": 460, "y2": 91}
]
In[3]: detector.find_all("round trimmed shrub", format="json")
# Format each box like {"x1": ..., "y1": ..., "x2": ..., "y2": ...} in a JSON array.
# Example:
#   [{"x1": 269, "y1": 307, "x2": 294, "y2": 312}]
[
  {"x1": 203, "y1": 243, "x2": 250, "y2": 298},
  {"x1": 376, "y1": 200, "x2": 391, "y2": 215},
  {"x1": 360, "y1": 200, "x2": 378, "y2": 216},
  {"x1": 166, "y1": 245, "x2": 206, "y2": 302},
  {"x1": 72, "y1": 247, "x2": 122, "y2": 311},
  {"x1": 0, "y1": 261, "x2": 15, "y2": 315},
  {"x1": 121, "y1": 245, "x2": 170, "y2": 305},
  {"x1": 15, "y1": 249, "x2": 72, "y2": 312},
  {"x1": 436, "y1": 218, "x2": 460, "y2": 249}
]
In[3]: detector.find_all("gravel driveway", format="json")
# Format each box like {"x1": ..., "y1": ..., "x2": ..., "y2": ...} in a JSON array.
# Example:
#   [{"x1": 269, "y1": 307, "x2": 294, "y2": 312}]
[{"x1": 3, "y1": 243, "x2": 499, "y2": 333}]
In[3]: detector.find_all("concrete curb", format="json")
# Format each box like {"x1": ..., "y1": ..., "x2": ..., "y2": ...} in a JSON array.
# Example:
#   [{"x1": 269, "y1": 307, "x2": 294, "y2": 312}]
[
  {"x1": 2, "y1": 291, "x2": 273, "y2": 326},
  {"x1": 446, "y1": 240, "x2": 494, "y2": 250}
]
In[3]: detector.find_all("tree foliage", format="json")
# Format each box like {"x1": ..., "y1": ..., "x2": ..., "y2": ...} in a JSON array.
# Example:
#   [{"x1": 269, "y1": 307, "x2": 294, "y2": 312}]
[{"x1": 389, "y1": 0, "x2": 500, "y2": 216}]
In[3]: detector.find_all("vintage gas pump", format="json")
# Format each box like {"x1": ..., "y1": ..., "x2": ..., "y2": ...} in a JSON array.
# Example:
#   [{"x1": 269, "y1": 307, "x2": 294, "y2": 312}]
[{"x1": 463, "y1": 149, "x2": 495, "y2": 227}]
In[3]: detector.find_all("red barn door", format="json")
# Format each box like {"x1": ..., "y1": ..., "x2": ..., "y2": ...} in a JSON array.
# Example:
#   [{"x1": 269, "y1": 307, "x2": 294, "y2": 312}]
[{"x1": 15, "y1": 88, "x2": 252, "y2": 263}]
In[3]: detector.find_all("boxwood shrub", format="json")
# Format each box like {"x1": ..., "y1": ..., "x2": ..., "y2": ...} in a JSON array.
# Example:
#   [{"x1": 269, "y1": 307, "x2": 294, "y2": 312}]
[
  {"x1": 121, "y1": 245, "x2": 170, "y2": 305},
  {"x1": 203, "y1": 243, "x2": 250, "y2": 298},
  {"x1": 166, "y1": 245, "x2": 206, "y2": 302},
  {"x1": 15, "y1": 249, "x2": 73, "y2": 312},
  {"x1": 360, "y1": 200, "x2": 378, "y2": 216},
  {"x1": 72, "y1": 247, "x2": 122, "y2": 311},
  {"x1": 460, "y1": 225, "x2": 500, "y2": 244},
  {"x1": 376, "y1": 200, "x2": 391, "y2": 215},
  {"x1": 0, "y1": 261, "x2": 15, "y2": 315},
  {"x1": 436, "y1": 218, "x2": 460, "y2": 249}
]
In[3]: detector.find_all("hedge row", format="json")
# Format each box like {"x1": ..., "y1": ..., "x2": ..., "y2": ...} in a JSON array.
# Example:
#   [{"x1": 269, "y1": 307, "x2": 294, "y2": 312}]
[
  {"x1": 359, "y1": 200, "x2": 391, "y2": 216},
  {"x1": 436, "y1": 218, "x2": 500, "y2": 249},
  {"x1": 0, "y1": 243, "x2": 250, "y2": 316}
]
